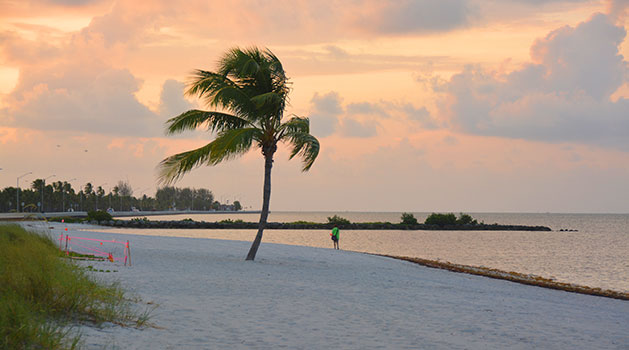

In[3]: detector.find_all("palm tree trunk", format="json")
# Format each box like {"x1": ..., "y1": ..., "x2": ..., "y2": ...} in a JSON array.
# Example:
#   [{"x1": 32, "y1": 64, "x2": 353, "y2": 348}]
[{"x1": 246, "y1": 152, "x2": 273, "y2": 261}]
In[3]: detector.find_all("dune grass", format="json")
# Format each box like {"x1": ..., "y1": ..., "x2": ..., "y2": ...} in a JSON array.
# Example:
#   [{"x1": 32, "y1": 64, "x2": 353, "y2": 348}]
[{"x1": 0, "y1": 224, "x2": 147, "y2": 350}]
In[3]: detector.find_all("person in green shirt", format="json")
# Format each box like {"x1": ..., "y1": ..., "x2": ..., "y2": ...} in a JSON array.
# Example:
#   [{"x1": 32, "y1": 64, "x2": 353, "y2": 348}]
[{"x1": 331, "y1": 226, "x2": 340, "y2": 250}]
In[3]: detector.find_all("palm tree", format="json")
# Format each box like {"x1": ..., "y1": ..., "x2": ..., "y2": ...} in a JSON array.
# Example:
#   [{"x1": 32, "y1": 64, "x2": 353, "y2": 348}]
[{"x1": 158, "y1": 47, "x2": 319, "y2": 261}]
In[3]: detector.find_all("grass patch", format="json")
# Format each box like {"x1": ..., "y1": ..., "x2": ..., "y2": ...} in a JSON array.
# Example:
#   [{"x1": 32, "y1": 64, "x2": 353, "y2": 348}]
[{"x1": 0, "y1": 224, "x2": 148, "y2": 349}]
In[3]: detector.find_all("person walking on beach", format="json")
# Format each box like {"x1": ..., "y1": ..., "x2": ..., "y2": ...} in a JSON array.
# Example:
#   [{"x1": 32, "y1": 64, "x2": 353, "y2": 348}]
[{"x1": 331, "y1": 226, "x2": 340, "y2": 250}]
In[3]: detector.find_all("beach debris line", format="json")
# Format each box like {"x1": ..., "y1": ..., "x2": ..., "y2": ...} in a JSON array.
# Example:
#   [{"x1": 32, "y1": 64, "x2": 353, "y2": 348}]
[
  {"x1": 58, "y1": 233, "x2": 131, "y2": 266},
  {"x1": 378, "y1": 254, "x2": 629, "y2": 301}
]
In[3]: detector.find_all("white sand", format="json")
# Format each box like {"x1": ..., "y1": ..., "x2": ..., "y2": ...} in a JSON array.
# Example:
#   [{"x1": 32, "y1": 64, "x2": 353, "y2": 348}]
[{"x1": 43, "y1": 223, "x2": 628, "y2": 349}]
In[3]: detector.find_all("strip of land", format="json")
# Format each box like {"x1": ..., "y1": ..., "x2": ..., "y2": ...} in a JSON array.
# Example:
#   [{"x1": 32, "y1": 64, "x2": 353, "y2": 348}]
[{"x1": 98, "y1": 219, "x2": 552, "y2": 231}]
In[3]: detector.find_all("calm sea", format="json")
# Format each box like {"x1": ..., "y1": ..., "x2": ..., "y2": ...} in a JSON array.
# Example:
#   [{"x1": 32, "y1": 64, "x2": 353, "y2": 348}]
[{"x1": 96, "y1": 212, "x2": 629, "y2": 293}]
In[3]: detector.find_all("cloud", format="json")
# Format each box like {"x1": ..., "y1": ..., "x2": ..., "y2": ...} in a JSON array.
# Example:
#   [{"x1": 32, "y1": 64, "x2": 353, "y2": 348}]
[
  {"x1": 502, "y1": 0, "x2": 591, "y2": 4},
  {"x1": 0, "y1": 62, "x2": 190, "y2": 137},
  {"x1": 607, "y1": 0, "x2": 629, "y2": 21},
  {"x1": 47, "y1": 0, "x2": 102, "y2": 5},
  {"x1": 80, "y1": 1, "x2": 168, "y2": 47},
  {"x1": 0, "y1": 30, "x2": 63, "y2": 65},
  {"x1": 282, "y1": 45, "x2": 450, "y2": 77},
  {"x1": 530, "y1": 13, "x2": 626, "y2": 99},
  {"x1": 439, "y1": 13, "x2": 629, "y2": 149},
  {"x1": 159, "y1": 79, "x2": 194, "y2": 118},
  {"x1": 340, "y1": 117, "x2": 379, "y2": 138},
  {"x1": 401, "y1": 103, "x2": 438, "y2": 129},
  {"x1": 205, "y1": 1, "x2": 473, "y2": 40},
  {"x1": 309, "y1": 92, "x2": 383, "y2": 139},
  {"x1": 308, "y1": 91, "x2": 438, "y2": 138},
  {"x1": 309, "y1": 92, "x2": 343, "y2": 137},
  {"x1": 346, "y1": 102, "x2": 388, "y2": 117},
  {"x1": 357, "y1": 0, "x2": 471, "y2": 34},
  {"x1": 79, "y1": 0, "x2": 474, "y2": 46}
]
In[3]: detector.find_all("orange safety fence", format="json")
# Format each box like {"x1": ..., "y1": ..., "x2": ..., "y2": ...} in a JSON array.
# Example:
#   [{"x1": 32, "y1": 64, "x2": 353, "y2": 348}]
[{"x1": 58, "y1": 234, "x2": 131, "y2": 266}]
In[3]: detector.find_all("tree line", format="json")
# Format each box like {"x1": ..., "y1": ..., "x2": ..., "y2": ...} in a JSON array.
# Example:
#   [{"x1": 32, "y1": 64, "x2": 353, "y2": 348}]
[{"x1": 0, "y1": 179, "x2": 242, "y2": 213}]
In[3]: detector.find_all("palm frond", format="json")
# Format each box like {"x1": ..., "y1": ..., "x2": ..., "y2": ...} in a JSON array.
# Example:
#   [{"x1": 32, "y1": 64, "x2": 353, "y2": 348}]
[
  {"x1": 218, "y1": 47, "x2": 258, "y2": 78},
  {"x1": 250, "y1": 92, "x2": 284, "y2": 109},
  {"x1": 278, "y1": 116, "x2": 310, "y2": 137},
  {"x1": 218, "y1": 47, "x2": 288, "y2": 105},
  {"x1": 165, "y1": 110, "x2": 251, "y2": 135},
  {"x1": 186, "y1": 70, "x2": 256, "y2": 116},
  {"x1": 157, "y1": 142, "x2": 215, "y2": 185},
  {"x1": 284, "y1": 131, "x2": 320, "y2": 172},
  {"x1": 186, "y1": 70, "x2": 233, "y2": 97},
  {"x1": 157, "y1": 128, "x2": 260, "y2": 184},
  {"x1": 205, "y1": 128, "x2": 261, "y2": 165}
]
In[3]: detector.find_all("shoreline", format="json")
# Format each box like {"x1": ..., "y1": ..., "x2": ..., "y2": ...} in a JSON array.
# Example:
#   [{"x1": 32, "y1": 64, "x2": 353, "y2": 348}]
[{"x1": 377, "y1": 254, "x2": 629, "y2": 301}]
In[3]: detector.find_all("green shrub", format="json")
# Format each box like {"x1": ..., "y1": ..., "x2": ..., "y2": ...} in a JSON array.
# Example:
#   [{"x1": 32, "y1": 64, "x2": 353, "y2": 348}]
[
  {"x1": 289, "y1": 220, "x2": 318, "y2": 225},
  {"x1": 400, "y1": 213, "x2": 418, "y2": 225},
  {"x1": 456, "y1": 213, "x2": 478, "y2": 226},
  {"x1": 327, "y1": 215, "x2": 351, "y2": 225},
  {"x1": 424, "y1": 213, "x2": 457, "y2": 226},
  {"x1": 87, "y1": 210, "x2": 113, "y2": 222},
  {"x1": 425, "y1": 213, "x2": 478, "y2": 226},
  {"x1": 219, "y1": 219, "x2": 244, "y2": 224}
]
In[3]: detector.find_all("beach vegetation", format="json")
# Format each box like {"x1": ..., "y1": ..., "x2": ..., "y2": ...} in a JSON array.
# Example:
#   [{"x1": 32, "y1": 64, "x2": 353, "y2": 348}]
[
  {"x1": 157, "y1": 46, "x2": 320, "y2": 261},
  {"x1": 327, "y1": 215, "x2": 351, "y2": 225},
  {"x1": 289, "y1": 220, "x2": 318, "y2": 225},
  {"x1": 400, "y1": 212, "x2": 418, "y2": 225},
  {"x1": 0, "y1": 224, "x2": 147, "y2": 349},
  {"x1": 424, "y1": 213, "x2": 457, "y2": 226},
  {"x1": 87, "y1": 210, "x2": 113, "y2": 222},
  {"x1": 456, "y1": 213, "x2": 478, "y2": 226},
  {"x1": 219, "y1": 219, "x2": 244, "y2": 224},
  {"x1": 425, "y1": 213, "x2": 479, "y2": 227}
]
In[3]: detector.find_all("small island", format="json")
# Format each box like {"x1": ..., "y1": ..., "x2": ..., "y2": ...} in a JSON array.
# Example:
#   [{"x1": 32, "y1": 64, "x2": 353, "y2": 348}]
[{"x1": 83, "y1": 212, "x2": 552, "y2": 231}]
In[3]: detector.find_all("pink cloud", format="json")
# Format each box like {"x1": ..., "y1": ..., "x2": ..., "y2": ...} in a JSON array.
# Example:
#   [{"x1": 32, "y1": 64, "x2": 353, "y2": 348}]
[{"x1": 439, "y1": 13, "x2": 629, "y2": 149}]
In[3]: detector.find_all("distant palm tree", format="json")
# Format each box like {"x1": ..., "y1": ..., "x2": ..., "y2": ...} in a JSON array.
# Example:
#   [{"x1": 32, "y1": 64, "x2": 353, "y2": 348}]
[{"x1": 158, "y1": 47, "x2": 320, "y2": 261}]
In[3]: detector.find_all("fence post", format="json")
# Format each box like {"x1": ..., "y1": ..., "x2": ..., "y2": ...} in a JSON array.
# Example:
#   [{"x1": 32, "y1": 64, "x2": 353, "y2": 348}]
[{"x1": 126, "y1": 240, "x2": 131, "y2": 266}]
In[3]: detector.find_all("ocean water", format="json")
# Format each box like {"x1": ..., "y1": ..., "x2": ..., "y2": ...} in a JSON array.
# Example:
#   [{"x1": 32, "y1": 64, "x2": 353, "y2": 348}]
[{"x1": 100, "y1": 211, "x2": 629, "y2": 292}]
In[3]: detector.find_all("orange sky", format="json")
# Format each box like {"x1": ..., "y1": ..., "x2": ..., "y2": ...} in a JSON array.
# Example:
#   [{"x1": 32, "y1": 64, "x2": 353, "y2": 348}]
[{"x1": 0, "y1": 0, "x2": 628, "y2": 212}]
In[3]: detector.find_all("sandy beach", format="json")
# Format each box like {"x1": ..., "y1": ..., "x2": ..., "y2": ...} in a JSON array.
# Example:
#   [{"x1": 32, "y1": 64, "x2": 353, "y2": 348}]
[{"x1": 37, "y1": 223, "x2": 629, "y2": 349}]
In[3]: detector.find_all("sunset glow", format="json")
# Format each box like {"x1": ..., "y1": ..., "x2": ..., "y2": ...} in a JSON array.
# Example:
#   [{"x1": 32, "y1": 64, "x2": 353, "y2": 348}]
[{"x1": 1, "y1": 0, "x2": 628, "y2": 212}]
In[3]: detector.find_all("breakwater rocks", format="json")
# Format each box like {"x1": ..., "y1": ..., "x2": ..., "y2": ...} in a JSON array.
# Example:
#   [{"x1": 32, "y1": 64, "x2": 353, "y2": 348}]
[{"x1": 95, "y1": 219, "x2": 552, "y2": 231}]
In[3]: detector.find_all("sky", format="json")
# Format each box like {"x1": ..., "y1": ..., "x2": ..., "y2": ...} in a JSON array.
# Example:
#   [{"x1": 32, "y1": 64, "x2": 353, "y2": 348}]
[{"x1": 0, "y1": 0, "x2": 628, "y2": 213}]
